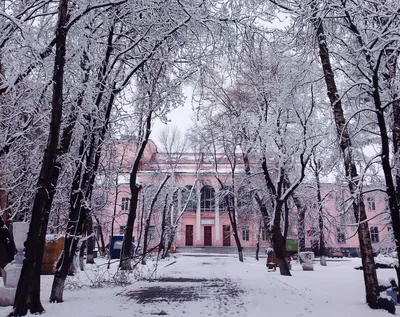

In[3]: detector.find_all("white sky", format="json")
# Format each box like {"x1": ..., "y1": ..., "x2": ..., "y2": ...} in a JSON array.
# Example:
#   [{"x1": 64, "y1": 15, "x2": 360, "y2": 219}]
[
  {"x1": 151, "y1": 13, "x2": 291, "y2": 147},
  {"x1": 152, "y1": 86, "x2": 195, "y2": 146}
]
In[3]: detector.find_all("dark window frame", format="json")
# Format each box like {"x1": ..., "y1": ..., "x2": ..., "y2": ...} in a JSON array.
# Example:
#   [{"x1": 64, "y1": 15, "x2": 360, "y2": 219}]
[
  {"x1": 121, "y1": 197, "x2": 130, "y2": 211},
  {"x1": 262, "y1": 228, "x2": 268, "y2": 241},
  {"x1": 367, "y1": 197, "x2": 376, "y2": 211},
  {"x1": 242, "y1": 228, "x2": 250, "y2": 241},
  {"x1": 119, "y1": 225, "x2": 126, "y2": 234},
  {"x1": 182, "y1": 185, "x2": 197, "y2": 212},
  {"x1": 370, "y1": 226, "x2": 379, "y2": 243},
  {"x1": 337, "y1": 227, "x2": 345, "y2": 244},
  {"x1": 218, "y1": 186, "x2": 233, "y2": 213},
  {"x1": 200, "y1": 185, "x2": 215, "y2": 212}
]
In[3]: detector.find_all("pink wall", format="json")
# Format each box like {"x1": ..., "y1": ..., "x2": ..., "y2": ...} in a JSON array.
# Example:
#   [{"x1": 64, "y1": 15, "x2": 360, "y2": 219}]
[{"x1": 98, "y1": 140, "x2": 394, "y2": 254}]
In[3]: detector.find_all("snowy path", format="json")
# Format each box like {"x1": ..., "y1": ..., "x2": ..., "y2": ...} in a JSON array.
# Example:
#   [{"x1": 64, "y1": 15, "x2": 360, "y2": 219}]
[{"x1": 0, "y1": 256, "x2": 397, "y2": 317}]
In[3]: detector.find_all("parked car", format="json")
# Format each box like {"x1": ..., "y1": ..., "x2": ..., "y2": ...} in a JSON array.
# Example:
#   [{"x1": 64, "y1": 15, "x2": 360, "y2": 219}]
[{"x1": 330, "y1": 249, "x2": 344, "y2": 258}]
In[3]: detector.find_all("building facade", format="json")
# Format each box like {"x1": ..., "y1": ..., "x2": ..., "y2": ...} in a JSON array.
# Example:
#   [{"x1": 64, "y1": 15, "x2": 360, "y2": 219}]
[{"x1": 97, "y1": 139, "x2": 394, "y2": 255}]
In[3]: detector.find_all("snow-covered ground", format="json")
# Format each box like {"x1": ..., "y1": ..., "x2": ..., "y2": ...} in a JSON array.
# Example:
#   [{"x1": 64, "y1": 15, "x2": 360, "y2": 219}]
[{"x1": 1, "y1": 255, "x2": 398, "y2": 317}]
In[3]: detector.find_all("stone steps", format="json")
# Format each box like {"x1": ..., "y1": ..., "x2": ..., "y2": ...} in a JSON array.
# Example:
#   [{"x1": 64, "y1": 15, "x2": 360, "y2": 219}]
[{"x1": 175, "y1": 246, "x2": 265, "y2": 256}]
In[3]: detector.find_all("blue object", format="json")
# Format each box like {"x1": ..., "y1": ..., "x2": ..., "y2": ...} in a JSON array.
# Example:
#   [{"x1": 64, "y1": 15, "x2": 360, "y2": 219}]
[
  {"x1": 109, "y1": 235, "x2": 135, "y2": 259},
  {"x1": 386, "y1": 290, "x2": 398, "y2": 305}
]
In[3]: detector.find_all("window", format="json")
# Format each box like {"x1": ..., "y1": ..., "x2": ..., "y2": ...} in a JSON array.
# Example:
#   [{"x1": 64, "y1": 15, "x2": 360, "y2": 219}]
[
  {"x1": 93, "y1": 225, "x2": 100, "y2": 242},
  {"x1": 148, "y1": 225, "x2": 156, "y2": 240},
  {"x1": 337, "y1": 227, "x2": 345, "y2": 244},
  {"x1": 370, "y1": 226, "x2": 379, "y2": 243},
  {"x1": 119, "y1": 225, "x2": 126, "y2": 234},
  {"x1": 121, "y1": 197, "x2": 130, "y2": 211},
  {"x1": 237, "y1": 186, "x2": 251, "y2": 208},
  {"x1": 181, "y1": 185, "x2": 197, "y2": 212},
  {"x1": 367, "y1": 197, "x2": 376, "y2": 211},
  {"x1": 242, "y1": 228, "x2": 250, "y2": 241},
  {"x1": 262, "y1": 228, "x2": 268, "y2": 241},
  {"x1": 219, "y1": 186, "x2": 233, "y2": 214},
  {"x1": 200, "y1": 185, "x2": 215, "y2": 212}
]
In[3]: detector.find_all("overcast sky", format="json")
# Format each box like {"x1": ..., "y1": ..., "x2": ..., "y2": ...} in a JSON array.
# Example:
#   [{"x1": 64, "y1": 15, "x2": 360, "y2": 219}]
[{"x1": 152, "y1": 85, "x2": 194, "y2": 146}]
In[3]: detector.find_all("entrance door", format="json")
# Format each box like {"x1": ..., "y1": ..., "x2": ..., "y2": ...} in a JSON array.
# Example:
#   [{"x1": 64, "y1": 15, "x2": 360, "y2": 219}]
[
  {"x1": 204, "y1": 226, "x2": 212, "y2": 246},
  {"x1": 223, "y1": 225, "x2": 231, "y2": 246},
  {"x1": 185, "y1": 225, "x2": 193, "y2": 246}
]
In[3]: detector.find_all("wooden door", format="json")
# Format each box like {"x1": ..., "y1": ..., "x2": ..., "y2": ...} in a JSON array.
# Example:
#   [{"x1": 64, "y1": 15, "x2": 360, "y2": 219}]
[
  {"x1": 204, "y1": 226, "x2": 212, "y2": 246},
  {"x1": 223, "y1": 225, "x2": 231, "y2": 246},
  {"x1": 185, "y1": 225, "x2": 193, "y2": 246}
]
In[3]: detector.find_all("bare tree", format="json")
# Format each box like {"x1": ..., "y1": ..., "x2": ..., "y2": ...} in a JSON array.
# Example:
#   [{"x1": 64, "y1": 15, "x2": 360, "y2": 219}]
[{"x1": 12, "y1": 1, "x2": 68, "y2": 314}]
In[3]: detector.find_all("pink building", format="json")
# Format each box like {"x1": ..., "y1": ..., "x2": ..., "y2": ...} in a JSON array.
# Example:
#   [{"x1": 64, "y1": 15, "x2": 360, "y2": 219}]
[{"x1": 97, "y1": 139, "x2": 394, "y2": 255}]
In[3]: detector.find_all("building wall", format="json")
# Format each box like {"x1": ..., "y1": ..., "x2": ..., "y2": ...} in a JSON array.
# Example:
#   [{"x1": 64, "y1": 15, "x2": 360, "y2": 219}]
[{"x1": 98, "y1": 140, "x2": 394, "y2": 254}]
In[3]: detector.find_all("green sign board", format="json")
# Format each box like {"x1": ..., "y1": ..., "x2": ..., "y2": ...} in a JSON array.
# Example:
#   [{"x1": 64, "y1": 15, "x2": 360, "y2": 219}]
[{"x1": 286, "y1": 239, "x2": 298, "y2": 252}]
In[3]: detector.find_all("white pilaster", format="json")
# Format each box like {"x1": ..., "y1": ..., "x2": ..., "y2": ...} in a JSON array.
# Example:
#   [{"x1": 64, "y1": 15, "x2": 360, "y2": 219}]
[
  {"x1": 215, "y1": 190, "x2": 220, "y2": 241},
  {"x1": 196, "y1": 188, "x2": 201, "y2": 241},
  {"x1": 176, "y1": 189, "x2": 181, "y2": 240},
  {"x1": 177, "y1": 217, "x2": 182, "y2": 240}
]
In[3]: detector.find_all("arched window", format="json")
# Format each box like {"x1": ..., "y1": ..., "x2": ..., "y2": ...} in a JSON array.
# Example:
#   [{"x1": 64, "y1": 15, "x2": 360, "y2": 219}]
[
  {"x1": 237, "y1": 186, "x2": 251, "y2": 208},
  {"x1": 181, "y1": 185, "x2": 197, "y2": 212},
  {"x1": 200, "y1": 185, "x2": 215, "y2": 212},
  {"x1": 219, "y1": 185, "x2": 233, "y2": 214}
]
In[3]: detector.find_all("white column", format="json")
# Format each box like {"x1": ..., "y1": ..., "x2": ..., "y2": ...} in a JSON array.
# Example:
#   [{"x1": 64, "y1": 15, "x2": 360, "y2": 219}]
[
  {"x1": 253, "y1": 210, "x2": 259, "y2": 240},
  {"x1": 177, "y1": 217, "x2": 182, "y2": 240},
  {"x1": 215, "y1": 190, "x2": 220, "y2": 241},
  {"x1": 196, "y1": 188, "x2": 201, "y2": 241},
  {"x1": 176, "y1": 189, "x2": 181, "y2": 240}
]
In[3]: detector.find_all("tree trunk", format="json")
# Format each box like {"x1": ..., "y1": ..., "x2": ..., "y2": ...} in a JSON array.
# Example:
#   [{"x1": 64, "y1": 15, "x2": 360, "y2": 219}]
[
  {"x1": 86, "y1": 217, "x2": 95, "y2": 264},
  {"x1": 256, "y1": 241, "x2": 260, "y2": 261},
  {"x1": 120, "y1": 113, "x2": 152, "y2": 270},
  {"x1": 94, "y1": 216, "x2": 106, "y2": 256},
  {"x1": 79, "y1": 241, "x2": 86, "y2": 271},
  {"x1": 310, "y1": 5, "x2": 379, "y2": 306},
  {"x1": 314, "y1": 161, "x2": 326, "y2": 266},
  {"x1": 261, "y1": 158, "x2": 291, "y2": 276},
  {"x1": 158, "y1": 194, "x2": 169, "y2": 260},
  {"x1": 225, "y1": 189, "x2": 243, "y2": 262},
  {"x1": 370, "y1": 73, "x2": 400, "y2": 284},
  {"x1": 315, "y1": 170, "x2": 326, "y2": 266},
  {"x1": 231, "y1": 226, "x2": 244, "y2": 262},
  {"x1": 272, "y1": 202, "x2": 291, "y2": 276},
  {"x1": 283, "y1": 199, "x2": 289, "y2": 242},
  {"x1": 50, "y1": 22, "x2": 115, "y2": 303},
  {"x1": 291, "y1": 193, "x2": 306, "y2": 253},
  {"x1": 50, "y1": 135, "x2": 89, "y2": 303},
  {"x1": 242, "y1": 151, "x2": 272, "y2": 231},
  {"x1": 388, "y1": 53, "x2": 400, "y2": 284},
  {"x1": 136, "y1": 194, "x2": 146, "y2": 255},
  {"x1": 220, "y1": 166, "x2": 244, "y2": 262},
  {"x1": 141, "y1": 176, "x2": 169, "y2": 265},
  {"x1": 11, "y1": 1, "x2": 68, "y2": 315},
  {"x1": 120, "y1": 184, "x2": 141, "y2": 270},
  {"x1": 341, "y1": 8, "x2": 400, "y2": 286},
  {"x1": 163, "y1": 223, "x2": 176, "y2": 259},
  {"x1": 141, "y1": 216, "x2": 151, "y2": 265},
  {"x1": 108, "y1": 170, "x2": 120, "y2": 269}
]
